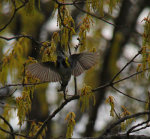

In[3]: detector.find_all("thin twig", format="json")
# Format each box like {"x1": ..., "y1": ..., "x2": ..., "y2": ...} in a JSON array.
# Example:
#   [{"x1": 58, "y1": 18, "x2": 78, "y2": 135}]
[
  {"x1": 74, "y1": 77, "x2": 77, "y2": 95},
  {"x1": 0, "y1": 114, "x2": 31, "y2": 138},
  {"x1": 92, "y1": 67, "x2": 150, "y2": 92},
  {"x1": 0, "y1": 35, "x2": 41, "y2": 45},
  {"x1": 111, "y1": 86, "x2": 147, "y2": 103},
  {"x1": 112, "y1": 70, "x2": 144, "y2": 85},
  {"x1": 110, "y1": 49, "x2": 142, "y2": 83},
  {"x1": 130, "y1": 124, "x2": 150, "y2": 134},
  {"x1": 0, "y1": 115, "x2": 15, "y2": 139},
  {"x1": 0, "y1": 0, "x2": 29, "y2": 32},
  {"x1": 114, "y1": 108, "x2": 121, "y2": 119},
  {"x1": 0, "y1": 126, "x2": 32, "y2": 138},
  {"x1": 147, "y1": 91, "x2": 150, "y2": 120},
  {"x1": 0, "y1": 81, "x2": 49, "y2": 90},
  {"x1": 22, "y1": 63, "x2": 26, "y2": 86},
  {"x1": 100, "y1": 111, "x2": 150, "y2": 136},
  {"x1": 54, "y1": 0, "x2": 90, "y2": 6},
  {"x1": 73, "y1": 1, "x2": 116, "y2": 26},
  {"x1": 127, "y1": 120, "x2": 150, "y2": 136},
  {"x1": 63, "y1": 90, "x2": 67, "y2": 100}
]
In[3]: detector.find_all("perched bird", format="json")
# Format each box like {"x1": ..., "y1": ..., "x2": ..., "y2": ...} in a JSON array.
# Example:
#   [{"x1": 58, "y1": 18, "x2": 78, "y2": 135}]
[{"x1": 26, "y1": 52, "x2": 98, "y2": 92}]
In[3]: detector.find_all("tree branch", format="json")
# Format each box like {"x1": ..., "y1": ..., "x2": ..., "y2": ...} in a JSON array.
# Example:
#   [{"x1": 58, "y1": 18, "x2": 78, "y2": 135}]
[
  {"x1": 110, "y1": 49, "x2": 142, "y2": 83},
  {"x1": 0, "y1": 35, "x2": 41, "y2": 45},
  {"x1": 0, "y1": 115, "x2": 32, "y2": 138},
  {"x1": 54, "y1": 0, "x2": 89, "y2": 6},
  {"x1": 33, "y1": 95, "x2": 79, "y2": 138},
  {"x1": 111, "y1": 86, "x2": 147, "y2": 103},
  {"x1": 0, "y1": 0, "x2": 29, "y2": 32},
  {"x1": 100, "y1": 111, "x2": 150, "y2": 137},
  {"x1": 54, "y1": 0, "x2": 116, "y2": 26},
  {"x1": 0, "y1": 115, "x2": 15, "y2": 139},
  {"x1": 127, "y1": 120, "x2": 150, "y2": 136},
  {"x1": 73, "y1": 0, "x2": 116, "y2": 26},
  {"x1": 92, "y1": 67, "x2": 150, "y2": 92}
]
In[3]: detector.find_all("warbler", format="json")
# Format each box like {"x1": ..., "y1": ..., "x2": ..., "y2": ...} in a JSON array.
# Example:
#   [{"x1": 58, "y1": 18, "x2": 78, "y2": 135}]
[{"x1": 26, "y1": 52, "x2": 98, "y2": 92}]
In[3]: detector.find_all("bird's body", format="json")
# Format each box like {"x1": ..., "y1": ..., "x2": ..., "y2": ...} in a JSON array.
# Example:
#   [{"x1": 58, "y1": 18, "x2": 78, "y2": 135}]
[
  {"x1": 56, "y1": 55, "x2": 72, "y2": 91},
  {"x1": 26, "y1": 52, "x2": 98, "y2": 91}
]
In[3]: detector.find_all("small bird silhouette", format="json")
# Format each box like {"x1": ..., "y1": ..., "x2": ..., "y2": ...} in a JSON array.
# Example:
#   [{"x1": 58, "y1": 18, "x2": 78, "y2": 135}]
[{"x1": 26, "y1": 52, "x2": 98, "y2": 92}]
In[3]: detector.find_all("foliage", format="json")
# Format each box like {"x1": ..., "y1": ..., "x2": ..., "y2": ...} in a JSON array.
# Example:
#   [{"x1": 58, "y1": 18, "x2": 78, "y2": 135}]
[
  {"x1": 79, "y1": 15, "x2": 94, "y2": 51},
  {"x1": 106, "y1": 96, "x2": 115, "y2": 117},
  {"x1": 79, "y1": 85, "x2": 96, "y2": 112},
  {"x1": 0, "y1": 0, "x2": 150, "y2": 138},
  {"x1": 120, "y1": 106, "x2": 134, "y2": 131},
  {"x1": 65, "y1": 112, "x2": 76, "y2": 138},
  {"x1": 57, "y1": 4, "x2": 76, "y2": 50},
  {"x1": 138, "y1": 14, "x2": 150, "y2": 77},
  {"x1": 0, "y1": 37, "x2": 30, "y2": 84},
  {"x1": 29, "y1": 121, "x2": 47, "y2": 139},
  {"x1": 16, "y1": 87, "x2": 34, "y2": 126}
]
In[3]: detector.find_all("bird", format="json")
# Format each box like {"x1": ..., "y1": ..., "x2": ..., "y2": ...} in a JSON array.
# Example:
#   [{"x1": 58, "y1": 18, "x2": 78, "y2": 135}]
[{"x1": 26, "y1": 52, "x2": 98, "y2": 92}]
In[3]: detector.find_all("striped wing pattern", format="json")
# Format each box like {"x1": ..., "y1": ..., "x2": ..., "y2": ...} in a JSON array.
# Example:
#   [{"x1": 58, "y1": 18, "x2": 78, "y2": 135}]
[
  {"x1": 71, "y1": 52, "x2": 98, "y2": 76},
  {"x1": 26, "y1": 63, "x2": 61, "y2": 82}
]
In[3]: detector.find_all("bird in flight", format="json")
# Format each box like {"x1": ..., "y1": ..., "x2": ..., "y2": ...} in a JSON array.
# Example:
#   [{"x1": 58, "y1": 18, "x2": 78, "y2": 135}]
[{"x1": 26, "y1": 52, "x2": 98, "y2": 92}]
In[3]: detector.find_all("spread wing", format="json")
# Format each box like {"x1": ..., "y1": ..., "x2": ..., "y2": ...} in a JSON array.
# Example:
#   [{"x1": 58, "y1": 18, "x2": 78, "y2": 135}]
[
  {"x1": 70, "y1": 52, "x2": 98, "y2": 76},
  {"x1": 26, "y1": 62, "x2": 61, "y2": 82}
]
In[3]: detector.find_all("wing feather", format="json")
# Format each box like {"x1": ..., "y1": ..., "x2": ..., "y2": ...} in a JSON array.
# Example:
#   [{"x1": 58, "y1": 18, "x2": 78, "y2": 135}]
[
  {"x1": 70, "y1": 52, "x2": 98, "y2": 76},
  {"x1": 26, "y1": 62, "x2": 61, "y2": 82}
]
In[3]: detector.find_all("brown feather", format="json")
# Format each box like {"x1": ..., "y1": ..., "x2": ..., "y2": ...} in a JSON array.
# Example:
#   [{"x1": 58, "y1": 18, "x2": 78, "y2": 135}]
[
  {"x1": 26, "y1": 63, "x2": 61, "y2": 82},
  {"x1": 71, "y1": 52, "x2": 98, "y2": 76}
]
